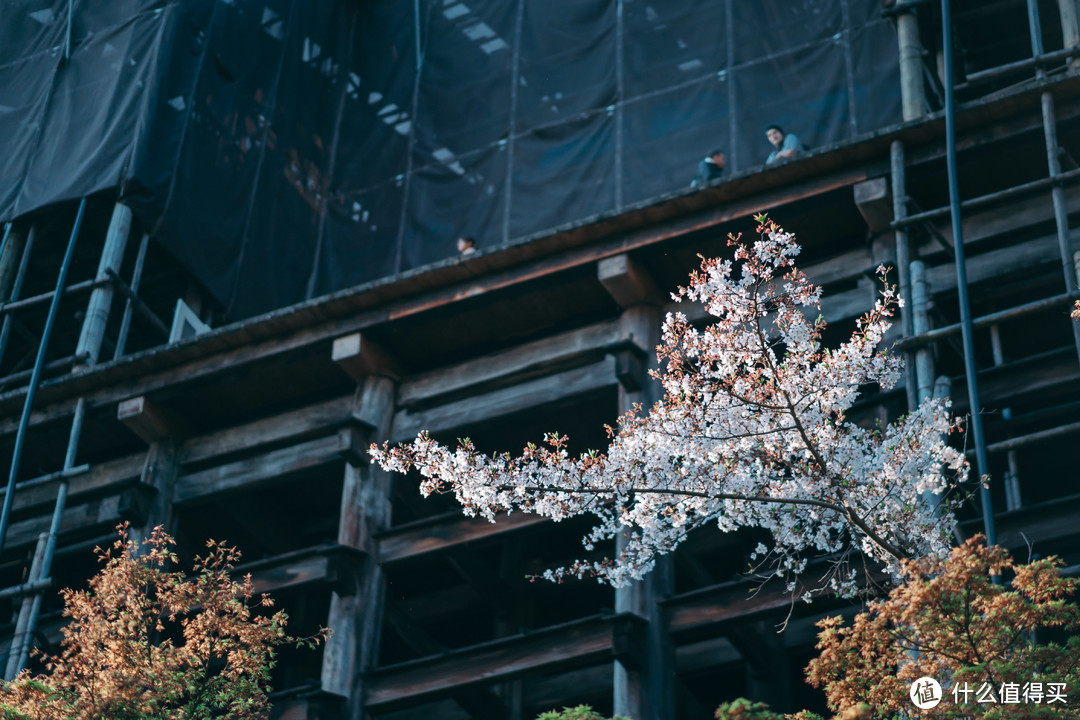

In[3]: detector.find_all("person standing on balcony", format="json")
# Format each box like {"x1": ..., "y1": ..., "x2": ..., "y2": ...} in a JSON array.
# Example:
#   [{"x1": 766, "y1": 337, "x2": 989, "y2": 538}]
[
  {"x1": 691, "y1": 148, "x2": 726, "y2": 188},
  {"x1": 765, "y1": 125, "x2": 803, "y2": 164}
]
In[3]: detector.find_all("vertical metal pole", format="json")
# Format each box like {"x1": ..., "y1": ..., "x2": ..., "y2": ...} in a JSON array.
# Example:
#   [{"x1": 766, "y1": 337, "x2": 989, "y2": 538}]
[
  {"x1": 0, "y1": 226, "x2": 36, "y2": 368},
  {"x1": 4, "y1": 533, "x2": 46, "y2": 679},
  {"x1": 911, "y1": 261, "x2": 935, "y2": 403},
  {"x1": 1040, "y1": 92, "x2": 1080, "y2": 364},
  {"x1": 12, "y1": 397, "x2": 87, "y2": 675},
  {"x1": 0, "y1": 198, "x2": 86, "y2": 556},
  {"x1": 942, "y1": 0, "x2": 996, "y2": 547},
  {"x1": 1026, "y1": 0, "x2": 1046, "y2": 78},
  {"x1": 76, "y1": 202, "x2": 131, "y2": 369},
  {"x1": 113, "y1": 233, "x2": 149, "y2": 360},
  {"x1": 891, "y1": 141, "x2": 919, "y2": 411}
]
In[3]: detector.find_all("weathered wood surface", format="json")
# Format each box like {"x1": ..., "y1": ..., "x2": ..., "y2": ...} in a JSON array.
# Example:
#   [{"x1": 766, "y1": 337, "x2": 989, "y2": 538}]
[
  {"x1": 0, "y1": 453, "x2": 144, "y2": 517},
  {"x1": 391, "y1": 356, "x2": 618, "y2": 443},
  {"x1": 398, "y1": 318, "x2": 637, "y2": 410},
  {"x1": 365, "y1": 614, "x2": 631, "y2": 711},
  {"x1": 2, "y1": 491, "x2": 144, "y2": 551},
  {"x1": 180, "y1": 395, "x2": 353, "y2": 467},
  {"x1": 598, "y1": 254, "x2": 661, "y2": 308},
  {"x1": 378, "y1": 511, "x2": 547, "y2": 564},
  {"x1": 332, "y1": 333, "x2": 402, "y2": 381},
  {"x1": 174, "y1": 433, "x2": 349, "y2": 505},
  {"x1": 964, "y1": 492, "x2": 1080, "y2": 550},
  {"x1": 322, "y1": 376, "x2": 396, "y2": 709},
  {"x1": 232, "y1": 544, "x2": 361, "y2": 595},
  {"x1": 117, "y1": 396, "x2": 190, "y2": 444}
]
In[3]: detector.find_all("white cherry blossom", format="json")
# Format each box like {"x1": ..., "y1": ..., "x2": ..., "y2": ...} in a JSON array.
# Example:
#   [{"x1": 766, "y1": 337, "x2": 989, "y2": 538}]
[{"x1": 370, "y1": 218, "x2": 967, "y2": 597}]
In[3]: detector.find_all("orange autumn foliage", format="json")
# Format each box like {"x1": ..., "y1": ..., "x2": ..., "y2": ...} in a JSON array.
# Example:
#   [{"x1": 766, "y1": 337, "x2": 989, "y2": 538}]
[
  {"x1": 0, "y1": 525, "x2": 329, "y2": 720},
  {"x1": 806, "y1": 536, "x2": 1080, "y2": 719}
]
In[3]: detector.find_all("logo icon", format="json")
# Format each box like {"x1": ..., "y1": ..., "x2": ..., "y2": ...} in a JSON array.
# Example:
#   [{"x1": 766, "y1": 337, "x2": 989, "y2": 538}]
[{"x1": 910, "y1": 677, "x2": 943, "y2": 709}]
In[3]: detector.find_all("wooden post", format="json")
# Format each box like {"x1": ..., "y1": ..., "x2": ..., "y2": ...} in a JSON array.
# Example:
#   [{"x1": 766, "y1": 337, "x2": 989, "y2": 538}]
[
  {"x1": 322, "y1": 338, "x2": 397, "y2": 718},
  {"x1": 601, "y1": 254, "x2": 672, "y2": 720}
]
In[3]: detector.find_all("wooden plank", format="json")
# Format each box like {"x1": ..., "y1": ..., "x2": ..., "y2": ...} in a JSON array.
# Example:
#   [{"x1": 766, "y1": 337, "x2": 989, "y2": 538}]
[
  {"x1": 925, "y1": 233, "x2": 1060, "y2": 291},
  {"x1": 180, "y1": 395, "x2": 353, "y2": 467},
  {"x1": 240, "y1": 547, "x2": 352, "y2": 595},
  {"x1": 3, "y1": 492, "x2": 143, "y2": 551},
  {"x1": 365, "y1": 614, "x2": 625, "y2": 711},
  {"x1": 391, "y1": 356, "x2": 618, "y2": 443},
  {"x1": 399, "y1": 319, "x2": 632, "y2": 410},
  {"x1": 972, "y1": 493, "x2": 1080, "y2": 551},
  {"x1": 174, "y1": 433, "x2": 347, "y2": 505},
  {"x1": 0, "y1": 453, "x2": 144, "y2": 517},
  {"x1": 378, "y1": 512, "x2": 548, "y2": 564}
]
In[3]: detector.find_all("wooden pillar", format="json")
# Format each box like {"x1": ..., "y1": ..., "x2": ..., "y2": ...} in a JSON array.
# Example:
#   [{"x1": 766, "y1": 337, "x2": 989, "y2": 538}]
[
  {"x1": 322, "y1": 334, "x2": 398, "y2": 718},
  {"x1": 600, "y1": 255, "x2": 673, "y2": 720},
  {"x1": 118, "y1": 395, "x2": 186, "y2": 545}
]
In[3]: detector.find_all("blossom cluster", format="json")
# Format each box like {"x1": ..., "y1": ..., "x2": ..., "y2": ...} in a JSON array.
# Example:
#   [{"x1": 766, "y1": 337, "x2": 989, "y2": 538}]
[{"x1": 370, "y1": 218, "x2": 967, "y2": 595}]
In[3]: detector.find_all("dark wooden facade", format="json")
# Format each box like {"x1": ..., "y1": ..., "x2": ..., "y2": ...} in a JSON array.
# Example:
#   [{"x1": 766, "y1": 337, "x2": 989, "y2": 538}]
[{"x1": 3, "y1": 6, "x2": 1080, "y2": 719}]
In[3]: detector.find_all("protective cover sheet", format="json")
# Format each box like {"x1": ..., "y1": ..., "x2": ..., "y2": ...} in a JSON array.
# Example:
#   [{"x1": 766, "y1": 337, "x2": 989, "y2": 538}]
[{"x1": 0, "y1": 0, "x2": 902, "y2": 319}]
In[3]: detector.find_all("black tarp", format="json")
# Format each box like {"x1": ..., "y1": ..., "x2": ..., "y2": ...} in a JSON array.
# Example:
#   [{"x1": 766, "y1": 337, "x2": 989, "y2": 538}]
[{"x1": 0, "y1": 0, "x2": 903, "y2": 319}]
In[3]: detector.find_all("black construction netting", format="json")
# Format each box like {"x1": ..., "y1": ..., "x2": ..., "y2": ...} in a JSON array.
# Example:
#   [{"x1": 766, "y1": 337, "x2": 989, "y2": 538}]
[{"x1": 0, "y1": 0, "x2": 902, "y2": 319}]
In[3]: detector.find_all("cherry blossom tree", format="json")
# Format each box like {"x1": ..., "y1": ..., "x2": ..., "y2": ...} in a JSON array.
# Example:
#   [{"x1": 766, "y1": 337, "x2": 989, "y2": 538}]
[{"x1": 371, "y1": 217, "x2": 968, "y2": 596}]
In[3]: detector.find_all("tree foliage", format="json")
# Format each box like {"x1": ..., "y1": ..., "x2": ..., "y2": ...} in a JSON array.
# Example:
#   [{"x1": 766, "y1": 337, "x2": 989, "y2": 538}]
[
  {"x1": 0, "y1": 525, "x2": 329, "y2": 720},
  {"x1": 806, "y1": 536, "x2": 1080, "y2": 719},
  {"x1": 371, "y1": 217, "x2": 966, "y2": 596}
]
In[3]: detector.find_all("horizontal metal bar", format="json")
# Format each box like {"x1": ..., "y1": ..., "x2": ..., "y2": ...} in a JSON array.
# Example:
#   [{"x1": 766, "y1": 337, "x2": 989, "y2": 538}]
[
  {"x1": 957, "y1": 45, "x2": 1080, "y2": 91},
  {"x1": 12, "y1": 464, "x2": 91, "y2": 492},
  {"x1": 893, "y1": 167, "x2": 1080, "y2": 227},
  {"x1": 893, "y1": 290, "x2": 1080, "y2": 352},
  {"x1": 0, "y1": 278, "x2": 107, "y2": 317},
  {"x1": 103, "y1": 268, "x2": 170, "y2": 338},
  {"x1": 0, "y1": 578, "x2": 51, "y2": 600}
]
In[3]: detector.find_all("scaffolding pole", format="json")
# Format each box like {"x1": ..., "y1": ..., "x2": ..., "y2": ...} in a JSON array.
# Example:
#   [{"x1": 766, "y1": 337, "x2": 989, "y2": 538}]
[
  {"x1": 941, "y1": 0, "x2": 996, "y2": 547},
  {"x1": 0, "y1": 198, "x2": 85, "y2": 557}
]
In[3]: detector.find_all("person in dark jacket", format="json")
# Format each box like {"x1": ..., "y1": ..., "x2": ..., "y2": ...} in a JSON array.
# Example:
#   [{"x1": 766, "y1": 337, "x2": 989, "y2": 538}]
[{"x1": 691, "y1": 148, "x2": 726, "y2": 188}]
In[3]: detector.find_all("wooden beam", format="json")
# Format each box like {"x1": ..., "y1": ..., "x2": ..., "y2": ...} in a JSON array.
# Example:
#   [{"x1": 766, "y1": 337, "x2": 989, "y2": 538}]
[
  {"x1": 961, "y1": 492, "x2": 1080, "y2": 552},
  {"x1": 174, "y1": 433, "x2": 351, "y2": 505},
  {"x1": 230, "y1": 545, "x2": 363, "y2": 596},
  {"x1": 180, "y1": 395, "x2": 353, "y2": 466},
  {"x1": 332, "y1": 332, "x2": 401, "y2": 381},
  {"x1": 0, "y1": 160, "x2": 874, "y2": 443},
  {"x1": 0, "y1": 453, "x2": 144, "y2": 517},
  {"x1": 391, "y1": 356, "x2": 618, "y2": 443},
  {"x1": 378, "y1": 512, "x2": 548, "y2": 564},
  {"x1": 117, "y1": 395, "x2": 190, "y2": 444},
  {"x1": 365, "y1": 614, "x2": 636, "y2": 712},
  {"x1": 3, "y1": 490, "x2": 148, "y2": 552},
  {"x1": 598, "y1": 254, "x2": 662, "y2": 308},
  {"x1": 853, "y1": 177, "x2": 892, "y2": 233},
  {"x1": 398, "y1": 319, "x2": 639, "y2": 410}
]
